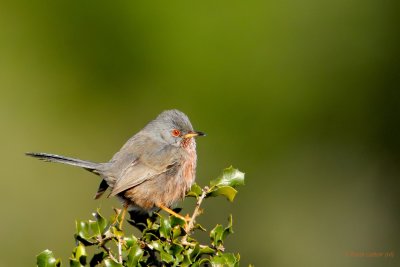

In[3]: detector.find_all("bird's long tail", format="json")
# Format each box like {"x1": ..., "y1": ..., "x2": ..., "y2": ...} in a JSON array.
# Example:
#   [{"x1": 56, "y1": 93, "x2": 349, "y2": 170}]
[{"x1": 26, "y1": 152, "x2": 100, "y2": 172}]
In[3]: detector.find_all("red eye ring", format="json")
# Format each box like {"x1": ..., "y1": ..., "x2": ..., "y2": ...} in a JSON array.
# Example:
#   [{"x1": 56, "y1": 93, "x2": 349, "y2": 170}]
[{"x1": 171, "y1": 129, "x2": 181, "y2": 137}]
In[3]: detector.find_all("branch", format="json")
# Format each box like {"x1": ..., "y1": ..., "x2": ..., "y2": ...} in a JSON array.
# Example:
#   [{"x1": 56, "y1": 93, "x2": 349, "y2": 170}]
[{"x1": 182, "y1": 186, "x2": 209, "y2": 242}]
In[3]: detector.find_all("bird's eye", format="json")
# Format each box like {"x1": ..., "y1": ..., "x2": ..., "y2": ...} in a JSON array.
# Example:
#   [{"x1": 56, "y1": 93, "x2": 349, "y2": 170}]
[{"x1": 171, "y1": 129, "x2": 181, "y2": 137}]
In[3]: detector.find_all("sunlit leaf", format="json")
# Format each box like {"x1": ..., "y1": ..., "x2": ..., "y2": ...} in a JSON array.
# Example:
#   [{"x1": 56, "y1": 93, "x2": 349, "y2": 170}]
[
  {"x1": 159, "y1": 217, "x2": 171, "y2": 238},
  {"x1": 124, "y1": 235, "x2": 138, "y2": 248},
  {"x1": 210, "y1": 224, "x2": 224, "y2": 247},
  {"x1": 210, "y1": 215, "x2": 234, "y2": 247},
  {"x1": 71, "y1": 243, "x2": 86, "y2": 266},
  {"x1": 207, "y1": 186, "x2": 237, "y2": 202},
  {"x1": 210, "y1": 166, "x2": 245, "y2": 188},
  {"x1": 37, "y1": 250, "x2": 60, "y2": 267},
  {"x1": 210, "y1": 253, "x2": 239, "y2": 267},
  {"x1": 76, "y1": 220, "x2": 90, "y2": 240},
  {"x1": 170, "y1": 216, "x2": 186, "y2": 228},
  {"x1": 104, "y1": 258, "x2": 123, "y2": 267},
  {"x1": 126, "y1": 242, "x2": 144, "y2": 267},
  {"x1": 172, "y1": 226, "x2": 183, "y2": 240},
  {"x1": 186, "y1": 183, "x2": 202, "y2": 198},
  {"x1": 160, "y1": 251, "x2": 174, "y2": 263}
]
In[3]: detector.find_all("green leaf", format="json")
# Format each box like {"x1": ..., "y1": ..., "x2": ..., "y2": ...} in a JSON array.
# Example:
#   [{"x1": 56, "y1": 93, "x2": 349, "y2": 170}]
[
  {"x1": 126, "y1": 242, "x2": 144, "y2": 267},
  {"x1": 159, "y1": 217, "x2": 171, "y2": 238},
  {"x1": 172, "y1": 225, "x2": 183, "y2": 240},
  {"x1": 89, "y1": 209, "x2": 108, "y2": 236},
  {"x1": 210, "y1": 215, "x2": 234, "y2": 247},
  {"x1": 189, "y1": 243, "x2": 201, "y2": 261},
  {"x1": 160, "y1": 251, "x2": 174, "y2": 263},
  {"x1": 210, "y1": 253, "x2": 239, "y2": 267},
  {"x1": 170, "y1": 215, "x2": 186, "y2": 228},
  {"x1": 186, "y1": 183, "x2": 202, "y2": 198},
  {"x1": 124, "y1": 235, "x2": 138, "y2": 248},
  {"x1": 210, "y1": 224, "x2": 224, "y2": 247},
  {"x1": 210, "y1": 166, "x2": 245, "y2": 188},
  {"x1": 70, "y1": 243, "x2": 87, "y2": 266},
  {"x1": 104, "y1": 258, "x2": 123, "y2": 267},
  {"x1": 170, "y1": 243, "x2": 184, "y2": 255},
  {"x1": 76, "y1": 220, "x2": 90, "y2": 240},
  {"x1": 148, "y1": 240, "x2": 162, "y2": 251},
  {"x1": 207, "y1": 186, "x2": 237, "y2": 202},
  {"x1": 37, "y1": 250, "x2": 60, "y2": 267},
  {"x1": 199, "y1": 246, "x2": 215, "y2": 255},
  {"x1": 193, "y1": 223, "x2": 207, "y2": 232}
]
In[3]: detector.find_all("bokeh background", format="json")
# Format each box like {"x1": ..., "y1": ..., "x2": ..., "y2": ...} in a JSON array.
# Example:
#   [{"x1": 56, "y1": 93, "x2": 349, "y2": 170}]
[{"x1": 1, "y1": 1, "x2": 399, "y2": 266}]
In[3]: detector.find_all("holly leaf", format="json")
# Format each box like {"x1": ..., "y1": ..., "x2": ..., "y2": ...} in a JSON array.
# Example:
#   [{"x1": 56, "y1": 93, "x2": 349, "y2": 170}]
[
  {"x1": 210, "y1": 253, "x2": 240, "y2": 267},
  {"x1": 207, "y1": 167, "x2": 245, "y2": 201},
  {"x1": 37, "y1": 250, "x2": 61, "y2": 267},
  {"x1": 70, "y1": 243, "x2": 87, "y2": 266},
  {"x1": 210, "y1": 166, "x2": 245, "y2": 188},
  {"x1": 159, "y1": 217, "x2": 172, "y2": 239},
  {"x1": 207, "y1": 186, "x2": 237, "y2": 202},
  {"x1": 210, "y1": 215, "x2": 234, "y2": 247},
  {"x1": 104, "y1": 258, "x2": 123, "y2": 267},
  {"x1": 126, "y1": 242, "x2": 144, "y2": 267},
  {"x1": 187, "y1": 183, "x2": 202, "y2": 198}
]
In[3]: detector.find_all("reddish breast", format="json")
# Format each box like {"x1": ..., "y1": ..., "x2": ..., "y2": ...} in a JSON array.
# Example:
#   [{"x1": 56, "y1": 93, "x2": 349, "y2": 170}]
[{"x1": 181, "y1": 138, "x2": 197, "y2": 189}]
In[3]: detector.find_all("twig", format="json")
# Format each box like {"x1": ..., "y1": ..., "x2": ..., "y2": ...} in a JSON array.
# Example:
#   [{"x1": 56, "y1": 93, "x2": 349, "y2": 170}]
[
  {"x1": 100, "y1": 243, "x2": 118, "y2": 263},
  {"x1": 181, "y1": 240, "x2": 210, "y2": 249},
  {"x1": 118, "y1": 237, "x2": 123, "y2": 263},
  {"x1": 182, "y1": 186, "x2": 209, "y2": 242}
]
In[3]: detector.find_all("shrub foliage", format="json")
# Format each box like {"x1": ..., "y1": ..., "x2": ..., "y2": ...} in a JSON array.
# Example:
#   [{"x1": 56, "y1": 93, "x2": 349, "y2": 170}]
[{"x1": 37, "y1": 166, "x2": 245, "y2": 267}]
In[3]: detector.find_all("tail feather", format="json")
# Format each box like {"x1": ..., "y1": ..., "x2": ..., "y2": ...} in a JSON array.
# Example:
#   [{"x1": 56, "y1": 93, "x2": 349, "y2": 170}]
[{"x1": 26, "y1": 152, "x2": 100, "y2": 172}]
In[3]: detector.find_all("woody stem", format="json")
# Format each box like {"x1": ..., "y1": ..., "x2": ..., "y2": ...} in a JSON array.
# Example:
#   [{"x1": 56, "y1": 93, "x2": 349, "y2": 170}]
[{"x1": 183, "y1": 186, "x2": 208, "y2": 241}]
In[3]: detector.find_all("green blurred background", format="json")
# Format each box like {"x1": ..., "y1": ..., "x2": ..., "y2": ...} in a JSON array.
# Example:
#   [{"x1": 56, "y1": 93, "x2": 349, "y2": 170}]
[{"x1": 1, "y1": 1, "x2": 399, "y2": 266}]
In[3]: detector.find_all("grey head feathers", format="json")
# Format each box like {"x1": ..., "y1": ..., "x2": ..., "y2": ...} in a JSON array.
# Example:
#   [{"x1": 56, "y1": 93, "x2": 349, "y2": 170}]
[
  {"x1": 142, "y1": 109, "x2": 194, "y2": 146},
  {"x1": 145, "y1": 109, "x2": 193, "y2": 133}
]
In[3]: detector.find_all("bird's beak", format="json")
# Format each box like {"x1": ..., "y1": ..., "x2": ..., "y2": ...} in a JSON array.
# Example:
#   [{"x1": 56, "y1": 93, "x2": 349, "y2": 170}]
[{"x1": 183, "y1": 131, "x2": 206, "y2": 138}]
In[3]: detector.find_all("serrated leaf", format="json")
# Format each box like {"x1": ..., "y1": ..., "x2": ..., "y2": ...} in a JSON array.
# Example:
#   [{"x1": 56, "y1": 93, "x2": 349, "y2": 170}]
[
  {"x1": 210, "y1": 215, "x2": 234, "y2": 247},
  {"x1": 210, "y1": 224, "x2": 224, "y2": 247},
  {"x1": 173, "y1": 253, "x2": 184, "y2": 266},
  {"x1": 126, "y1": 242, "x2": 144, "y2": 267},
  {"x1": 186, "y1": 183, "x2": 202, "y2": 198},
  {"x1": 189, "y1": 243, "x2": 201, "y2": 261},
  {"x1": 148, "y1": 240, "x2": 162, "y2": 251},
  {"x1": 159, "y1": 217, "x2": 171, "y2": 238},
  {"x1": 124, "y1": 235, "x2": 138, "y2": 248},
  {"x1": 90, "y1": 210, "x2": 108, "y2": 235},
  {"x1": 76, "y1": 220, "x2": 90, "y2": 240},
  {"x1": 210, "y1": 253, "x2": 239, "y2": 266},
  {"x1": 170, "y1": 215, "x2": 186, "y2": 228},
  {"x1": 172, "y1": 226, "x2": 183, "y2": 240},
  {"x1": 207, "y1": 186, "x2": 237, "y2": 202},
  {"x1": 210, "y1": 166, "x2": 245, "y2": 188},
  {"x1": 199, "y1": 246, "x2": 215, "y2": 255},
  {"x1": 104, "y1": 258, "x2": 123, "y2": 267},
  {"x1": 37, "y1": 250, "x2": 60, "y2": 267},
  {"x1": 160, "y1": 251, "x2": 174, "y2": 263},
  {"x1": 170, "y1": 243, "x2": 184, "y2": 255},
  {"x1": 193, "y1": 223, "x2": 207, "y2": 232},
  {"x1": 71, "y1": 243, "x2": 86, "y2": 266}
]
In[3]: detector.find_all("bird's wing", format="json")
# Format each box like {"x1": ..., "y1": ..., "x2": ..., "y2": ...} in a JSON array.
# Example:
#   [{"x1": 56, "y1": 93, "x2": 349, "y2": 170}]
[{"x1": 109, "y1": 144, "x2": 179, "y2": 197}]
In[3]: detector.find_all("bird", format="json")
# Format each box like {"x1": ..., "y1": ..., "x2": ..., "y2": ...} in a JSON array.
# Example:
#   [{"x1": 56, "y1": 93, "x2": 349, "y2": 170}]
[{"x1": 26, "y1": 109, "x2": 205, "y2": 226}]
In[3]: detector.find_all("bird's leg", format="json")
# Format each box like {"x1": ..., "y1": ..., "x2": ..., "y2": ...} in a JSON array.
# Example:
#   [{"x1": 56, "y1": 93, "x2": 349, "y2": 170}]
[
  {"x1": 158, "y1": 204, "x2": 190, "y2": 223},
  {"x1": 119, "y1": 202, "x2": 129, "y2": 229}
]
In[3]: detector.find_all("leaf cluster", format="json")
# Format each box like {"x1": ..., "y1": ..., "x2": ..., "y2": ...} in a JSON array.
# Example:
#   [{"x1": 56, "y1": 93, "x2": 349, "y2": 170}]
[{"x1": 37, "y1": 167, "x2": 245, "y2": 267}]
